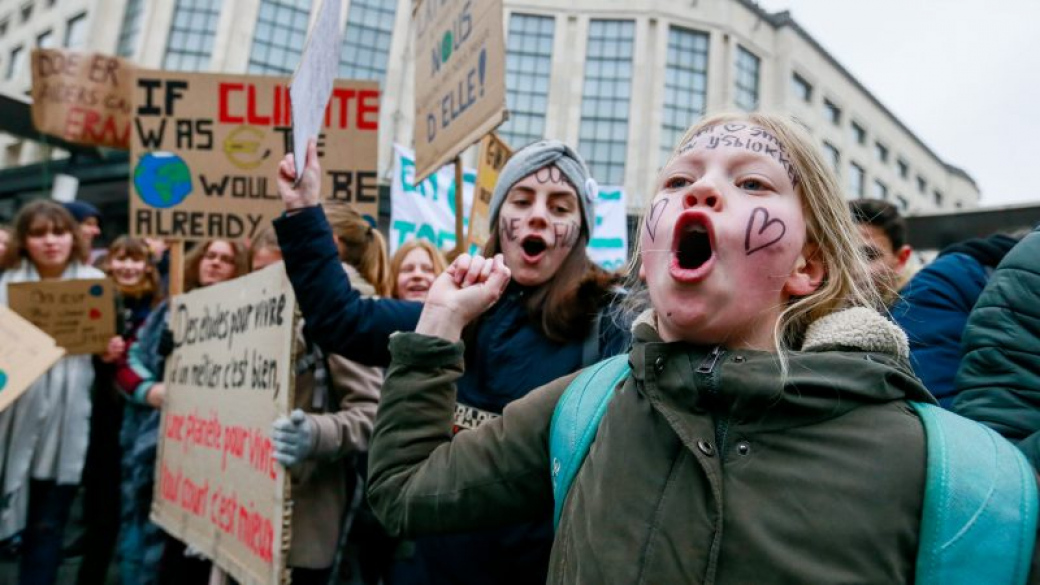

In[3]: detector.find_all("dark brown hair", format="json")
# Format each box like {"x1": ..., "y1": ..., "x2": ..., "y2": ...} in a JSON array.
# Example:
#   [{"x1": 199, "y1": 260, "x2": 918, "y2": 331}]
[
  {"x1": 103, "y1": 236, "x2": 162, "y2": 304},
  {"x1": 1, "y1": 200, "x2": 87, "y2": 270},
  {"x1": 481, "y1": 226, "x2": 619, "y2": 343},
  {"x1": 183, "y1": 239, "x2": 248, "y2": 292},
  {"x1": 849, "y1": 199, "x2": 907, "y2": 251}
]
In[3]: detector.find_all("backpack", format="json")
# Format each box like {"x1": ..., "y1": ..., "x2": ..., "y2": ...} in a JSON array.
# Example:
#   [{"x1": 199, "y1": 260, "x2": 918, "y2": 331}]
[{"x1": 549, "y1": 355, "x2": 1039, "y2": 585}]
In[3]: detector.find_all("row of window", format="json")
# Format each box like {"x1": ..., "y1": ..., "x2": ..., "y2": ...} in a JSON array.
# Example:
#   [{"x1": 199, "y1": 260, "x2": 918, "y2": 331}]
[
  {"x1": 791, "y1": 71, "x2": 947, "y2": 208},
  {"x1": 3, "y1": 11, "x2": 86, "y2": 81},
  {"x1": 0, "y1": 0, "x2": 59, "y2": 40}
]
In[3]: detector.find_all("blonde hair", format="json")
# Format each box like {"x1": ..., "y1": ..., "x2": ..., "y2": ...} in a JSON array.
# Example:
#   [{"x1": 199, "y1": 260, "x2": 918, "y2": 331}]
[
  {"x1": 324, "y1": 203, "x2": 390, "y2": 296},
  {"x1": 629, "y1": 112, "x2": 881, "y2": 361},
  {"x1": 249, "y1": 226, "x2": 281, "y2": 270},
  {"x1": 389, "y1": 239, "x2": 447, "y2": 299}
]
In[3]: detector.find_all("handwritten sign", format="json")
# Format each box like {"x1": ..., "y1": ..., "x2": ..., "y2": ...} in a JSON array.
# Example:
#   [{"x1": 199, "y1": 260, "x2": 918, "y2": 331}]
[
  {"x1": 587, "y1": 186, "x2": 628, "y2": 272},
  {"x1": 413, "y1": 0, "x2": 507, "y2": 182},
  {"x1": 0, "y1": 306, "x2": 65, "y2": 413},
  {"x1": 290, "y1": 0, "x2": 343, "y2": 182},
  {"x1": 390, "y1": 144, "x2": 475, "y2": 254},
  {"x1": 466, "y1": 132, "x2": 511, "y2": 251},
  {"x1": 130, "y1": 71, "x2": 379, "y2": 242},
  {"x1": 152, "y1": 263, "x2": 296, "y2": 585},
  {"x1": 6, "y1": 279, "x2": 115, "y2": 355},
  {"x1": 30, "y1": 48, "x2": 135, "y2": 149}
]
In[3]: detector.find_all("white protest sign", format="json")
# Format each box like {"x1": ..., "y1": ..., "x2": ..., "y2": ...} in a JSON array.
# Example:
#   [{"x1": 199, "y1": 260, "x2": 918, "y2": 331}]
[
  {"x1": 0, "y1": 305, "x2": 65, "y2": 413},
  {"x1": 587, "y1": 186, "x2": 628, "y2": 272},
  {"x1": 389, "y1": 144, "x2": 476, "y2": 254},
  {"x1": 290, "y1": 0, "x2": 343, "y2": 182},
  {"x1": 152, "y1": 264, "x2": 297, "y2": 585}
]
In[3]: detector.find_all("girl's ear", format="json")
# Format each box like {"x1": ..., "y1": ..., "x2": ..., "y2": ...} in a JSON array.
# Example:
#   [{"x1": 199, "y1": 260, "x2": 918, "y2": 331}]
[{"x1": 783, "y1": 243, "x2": 825, "y2": 297}]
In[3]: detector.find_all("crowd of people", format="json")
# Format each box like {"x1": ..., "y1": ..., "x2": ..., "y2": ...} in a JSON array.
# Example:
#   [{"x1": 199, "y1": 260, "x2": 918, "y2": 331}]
[{"x1": 0, "y1": 111, "x2": 1038, "y2": 585}]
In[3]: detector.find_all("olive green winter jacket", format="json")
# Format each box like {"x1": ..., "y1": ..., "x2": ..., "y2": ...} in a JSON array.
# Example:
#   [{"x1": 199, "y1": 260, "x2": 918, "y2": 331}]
[
  {"x1": 953, "y1": 227, "x2": 1040, "y2": 467},
  {"x1": 369, "y1": 307, "x2": 1040, "y2": 584}
]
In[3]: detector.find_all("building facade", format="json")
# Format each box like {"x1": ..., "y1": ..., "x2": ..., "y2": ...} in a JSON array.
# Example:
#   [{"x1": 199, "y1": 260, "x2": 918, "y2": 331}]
[{"x1": 0, "y1": 0, "x2": 979, "y2": 218}]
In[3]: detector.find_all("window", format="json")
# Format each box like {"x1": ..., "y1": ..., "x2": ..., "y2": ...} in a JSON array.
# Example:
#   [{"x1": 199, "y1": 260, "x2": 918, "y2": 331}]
[
  {"x1": 116, "y1": 0, "x2": 145, "y2": 58},
  {"x1": 0, "y1": 19, "x2": 8, "y2": 38},
  {"x1": 734, "y1": 45, "x2": 760, "y2": 111},
  {"x1": 849, "y1": 161, "x2": 865, "y2": 198},
  {"x1": 851, "y1": 121, "x2": 866, "y2": 145},
  {"x1": 500, "y1": 14, "x2": 555, "y2": 148},
  {"x1": 791, "y1": 72, "x2": 812, "y2": 103},
  {"x1": 6, "y1": 45, "x2": 24, "y2": 80},
  {"x1": 64, "y1": 12, "x2": 87, "y2": 48},
  {"x1": 874, "y1": 180, "x2": 888, "y2": 200},
  {"x1": 896, "y1": 158, "x2": 909, "y2": 179},
  {"x1": 339, "y1": 0, "x2": 397, "y2": 83},
  {"x1": 37, "y1": 29, "x2": 54, "y2": 48},
  {"x1": 821, "y1": 141, "x2": 840, "y2": 174},
  {"x1": 164, "y1": 0, "x2": 221, "y2": 71},
  {"x1": 659, "y1": 25, "x2": 708, "y2": 163},
  {"x1": 46, "y1": 0, "x2": 56, "y2": 6},
  {"x1": 874, "y1": 141, "x2": 888, "y2": 163},
  {"x1": 896, "y1": 194, "x2": 909, "y2": 211},
  {"x1": 917, "y1": 175, "x2": 927, "y2": 194},
  {"x1": 20, "y1": 2, "x2": 33, "y2": 23},
  {"x1": 934, "y1": 190, "x2": 944, "y2": 207},
  {"x1": 248, "y1": 0, "x2": 311, "y2": 75},
  {"x1": 824, "y1": 99, "x2": 841, "y2": 125},
  {"x1": 578, "y1": 19, "x2": 634, "y2": 185}
]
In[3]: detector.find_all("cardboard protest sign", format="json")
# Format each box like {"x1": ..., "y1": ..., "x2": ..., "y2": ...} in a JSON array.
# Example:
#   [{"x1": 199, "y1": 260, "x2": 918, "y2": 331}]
[
  {"x1": 413, "y1": 0, "x2": 507, "y2": 182},
  {"x1": 30, "y1": 48, "x2": 135, "y2": 149},
  {"x1": 390, "y1": 144, "x2": 475, "y2": 254},
  {"x1": 290, "y1": 0, "x2": 343, "y2": 182},
  {"x1": 130, "y1": 71, "x2": 379, "y2": 242},
  {"x1": 587, "y1": 186, "x2": 628, "y2": 272},
  {"x1": 6, "y1": 279, "x2": 115, "y2": 355},
  {"x1": 0, "y1": 305, "x2": 65, "y2": 413},
  {"x1": 152, "y1": 263, "x2": 296, "y2": 585},
  {"x1": 466, "y1": 132, "x2": 511, "y2": 252}
]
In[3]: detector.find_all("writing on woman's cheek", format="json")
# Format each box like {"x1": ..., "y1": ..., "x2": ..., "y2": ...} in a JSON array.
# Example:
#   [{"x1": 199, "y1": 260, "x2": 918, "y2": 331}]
[
  {"x1": 500, "y1": 216, "x2": 521, "y2": 241},
  {"x1": 644, "y1": 199, "x2": 669, "y2": 242},
  {"x1": 744, "y1": 207, "x2": 787, "y2": 256},
  {"x1": 552, "y1": 222, "x2": 580, "y2": 249}
]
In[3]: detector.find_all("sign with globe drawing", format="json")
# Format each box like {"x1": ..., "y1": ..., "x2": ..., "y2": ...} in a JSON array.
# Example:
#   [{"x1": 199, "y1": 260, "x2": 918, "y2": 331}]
[{"x1": 130, "y1": 70, "x2": 379, "y2": 242}]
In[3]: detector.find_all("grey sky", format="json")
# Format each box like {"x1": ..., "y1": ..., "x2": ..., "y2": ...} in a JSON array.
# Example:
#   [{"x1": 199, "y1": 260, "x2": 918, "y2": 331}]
[{"x1": 754, "y1": 0, "x2": 1040, "y2": 207}]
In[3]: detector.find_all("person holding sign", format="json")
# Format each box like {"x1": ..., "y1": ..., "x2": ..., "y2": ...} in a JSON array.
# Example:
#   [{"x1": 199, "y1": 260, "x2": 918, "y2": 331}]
[
  {"x1": 0, "y1": 200, "x2": 120, "y2": 585},
  {"x1": 115, "y1": 239, "x2": 247, "y2": 585},
  {"x1": 251, "y1": 226, "x2": 382, "y2": 585},
  {"x1": 274, "y1": 139, "x2": 630, "y2": 584}
]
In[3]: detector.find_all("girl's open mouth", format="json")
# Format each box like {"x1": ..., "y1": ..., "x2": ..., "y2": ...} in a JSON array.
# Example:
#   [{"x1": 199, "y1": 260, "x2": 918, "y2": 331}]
[
  {"x1": 670, "y1": 212, "x2": 716, "y2": 283},
  {"x1": 521, "y1": 236, "x2": 548, "y2": 263}
]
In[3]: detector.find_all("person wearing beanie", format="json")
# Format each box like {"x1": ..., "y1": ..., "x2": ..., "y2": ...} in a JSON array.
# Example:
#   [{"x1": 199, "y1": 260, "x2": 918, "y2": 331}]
[
  {"x1": 62, "y1": 201, "x2": 103, "y2": 260},
  {"x1": 272, "y1": 139, "x2": 630, "y2": 585}
]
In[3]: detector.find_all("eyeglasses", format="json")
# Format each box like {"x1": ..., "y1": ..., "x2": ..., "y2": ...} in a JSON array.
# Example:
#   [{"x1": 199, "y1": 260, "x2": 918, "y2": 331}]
[{"x1": 203, "y1": 251, "x2": 236, "y2": 265}]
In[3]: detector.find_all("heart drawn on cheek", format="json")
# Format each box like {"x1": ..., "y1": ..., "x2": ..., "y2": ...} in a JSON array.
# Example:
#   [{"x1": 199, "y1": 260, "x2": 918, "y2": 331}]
[
  {"x1": 645, "y1": 199, "x2": 669, "y2": 242},
  {"x1": 744, "y1": 207, "x2": 787, "y2": 256}
]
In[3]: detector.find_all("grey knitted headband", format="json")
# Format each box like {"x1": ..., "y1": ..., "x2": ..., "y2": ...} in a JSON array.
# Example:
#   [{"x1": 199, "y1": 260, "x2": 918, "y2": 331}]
[{"x1": 488, "y1": 140, "x2": 596, "y2": 234}]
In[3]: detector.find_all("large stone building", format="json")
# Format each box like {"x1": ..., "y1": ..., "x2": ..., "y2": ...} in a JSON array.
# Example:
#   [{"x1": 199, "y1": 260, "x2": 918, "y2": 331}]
[{"x1": 0, "y1": 0, "x2": 979, "y2": 224}]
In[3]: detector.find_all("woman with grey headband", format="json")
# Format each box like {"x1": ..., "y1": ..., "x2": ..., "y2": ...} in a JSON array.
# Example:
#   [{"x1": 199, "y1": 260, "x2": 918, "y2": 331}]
[{"x1": 274, "y1": 139, "x2": 629, "y2": 585}]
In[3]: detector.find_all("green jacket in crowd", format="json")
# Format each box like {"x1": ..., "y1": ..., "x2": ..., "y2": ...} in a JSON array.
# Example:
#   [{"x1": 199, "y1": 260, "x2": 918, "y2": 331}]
[
  {"x1": 954, "y1": 227, "x2": 1040, "y2": 467},
  {"x1": 369, "y1": 306, "x2": 1040, "y2": 584}
]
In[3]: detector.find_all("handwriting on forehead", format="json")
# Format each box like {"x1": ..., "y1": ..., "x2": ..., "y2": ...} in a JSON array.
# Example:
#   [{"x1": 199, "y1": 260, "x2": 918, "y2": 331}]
[
  {"x1": 534, "y1": 166, "x2": 565, "y2": 185},
  {"x1": 677, "y1": 124, "x2": 800, "y2": 188}
]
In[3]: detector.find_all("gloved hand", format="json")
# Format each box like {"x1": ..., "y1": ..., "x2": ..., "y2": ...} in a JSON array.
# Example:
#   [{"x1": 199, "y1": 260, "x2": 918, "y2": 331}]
[
  {"x1": 271, "y1": 409, "x2": 317, "y2": 467},
  {"x1": 157, "y1": 328, "x2": 175, "y2": 358}
]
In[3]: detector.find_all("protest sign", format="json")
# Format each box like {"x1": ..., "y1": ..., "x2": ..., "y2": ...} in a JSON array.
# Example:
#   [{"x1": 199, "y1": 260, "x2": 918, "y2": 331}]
[
  {"x1": 130, "y1": 71, "x2": 379, "y2": 242},
  {"x1": 389, "y1": 144, "x2": 475, "y2": 254},
  {"x1": 290, "y1": 0, "x2": 343, "y2": 182},
  {"x1": 30, "y1": 48, "x2": 135, "y2": 149},
  {"x1": 152, "y1": 263, "x2": 296, "y2": 585},
  {"x1": 413, "y1": 0, "x2": 507, "y2": 182},
  {"x1": 0, "y1": 305, "x2": 65, "y2": 413},
  {"x1": 466, "y1": 132, "x2": 511, "y2": 251},
  {"x1": 6, "y1": 279, "x2": 115, "y2": 355},
  {"x1": 587, "y1": 186, "x2": 628, "y2": 272}
]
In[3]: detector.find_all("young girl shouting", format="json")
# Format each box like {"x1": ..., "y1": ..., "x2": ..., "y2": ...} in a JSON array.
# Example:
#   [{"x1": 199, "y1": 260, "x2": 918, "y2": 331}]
[{"x1": 365, "y1": 113, "x2": 1039, "y2": 584}]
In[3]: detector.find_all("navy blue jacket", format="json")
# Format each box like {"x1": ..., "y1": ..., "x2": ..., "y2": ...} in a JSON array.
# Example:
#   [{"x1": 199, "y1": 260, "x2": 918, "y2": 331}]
[
  {"x1": 273, "y1": 206, "x2": 630, "y2": 584},
  {"x1": 892, "y1": 252, "x2": 988, "y2": 407}
]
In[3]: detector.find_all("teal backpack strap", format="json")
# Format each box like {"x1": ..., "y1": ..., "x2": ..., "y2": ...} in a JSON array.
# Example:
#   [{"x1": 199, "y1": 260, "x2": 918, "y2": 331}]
[
  {"x1": 549, "y1": 354, "x2": 631, "y2": 529},
  {"x1": 911, "y1": 401, "x2": 1038, "y2": 585}
]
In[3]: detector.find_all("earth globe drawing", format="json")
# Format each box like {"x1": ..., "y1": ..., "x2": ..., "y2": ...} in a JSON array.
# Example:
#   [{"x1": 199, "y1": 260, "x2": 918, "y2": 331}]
[{"x1": 134, "y1": 152, "x2": 193, "y2": 209}]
